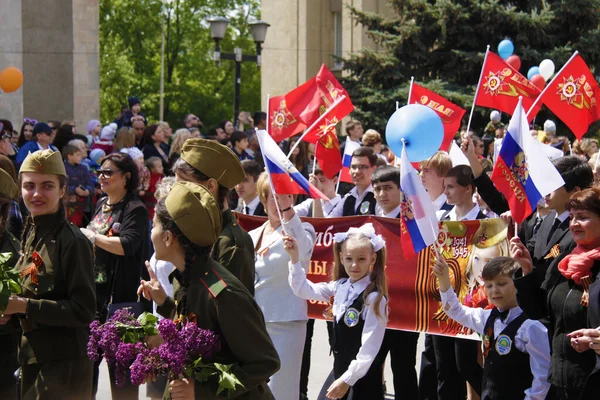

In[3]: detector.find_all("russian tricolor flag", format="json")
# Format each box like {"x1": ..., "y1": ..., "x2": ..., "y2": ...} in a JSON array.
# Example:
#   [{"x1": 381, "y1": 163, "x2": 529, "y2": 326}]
[
  {"x1": 399, "y1": 143, "x2": 439, "y2": 259},
  {"x1": 491, "y1": 97, "x2": 564, "y2": 223},
  {"x1": 256, "y1": 130, "x2": 329, "y2": 200},
  {"x1": 339, "y1": 139, "x2": 361, "y2": 183}
]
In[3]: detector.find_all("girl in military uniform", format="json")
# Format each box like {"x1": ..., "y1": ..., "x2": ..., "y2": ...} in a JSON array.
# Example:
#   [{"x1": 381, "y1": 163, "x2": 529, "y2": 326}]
[
  {"x1": 139, "y1": 182, "x2": 280, "y2": 399},
  {"x1": 284, "y1": 223, "x2": 388, "y2": 400},
  {"x1": 0, "y1": 149, "x2": 96, "y2": 400}
]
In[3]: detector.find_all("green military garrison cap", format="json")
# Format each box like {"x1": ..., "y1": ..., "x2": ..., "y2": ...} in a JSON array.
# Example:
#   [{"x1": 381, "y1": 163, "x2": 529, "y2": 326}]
[
  {"x1": 180, "y1": 138, "x2": 245, "y2": 189},
  {"x1": 20, "y1": 149, "x2": 66, "y2": 177},
  {"x1": 0, "y1": 168, "x2": 18, "y2": 200},
  {"x1": 473, "y1": 219, "x2": 508, "y2": 248},
  {"x1": 165, "y1": 182, "x2": 222, "y2": 247}
]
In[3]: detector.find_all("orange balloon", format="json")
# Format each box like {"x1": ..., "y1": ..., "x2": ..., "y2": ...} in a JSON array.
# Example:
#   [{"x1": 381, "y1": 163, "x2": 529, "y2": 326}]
[{"x1": 0, "y1": 67, "x2": 24, "y2": 93}]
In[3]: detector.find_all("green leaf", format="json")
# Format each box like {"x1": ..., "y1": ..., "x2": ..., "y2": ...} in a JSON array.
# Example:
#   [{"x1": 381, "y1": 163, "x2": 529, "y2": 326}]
[
  {"x1": 0, "y1": 252, "x2": 11, "y2": 265},
  {"x1": 122, "y1": 330, "x2": 137, "y2": 344},
  {"x1": 137, "y1": 312, "x2": 158, "y2": 327},
  {"x1": 0, "y1": 292, "x2": 9, "y2": 313},
  {"x1": 8, "y1": 280, "x2": 21, "y2": 295},
  {"x1": 143, "y1": 326, "x2": 159, "y2": 336}
]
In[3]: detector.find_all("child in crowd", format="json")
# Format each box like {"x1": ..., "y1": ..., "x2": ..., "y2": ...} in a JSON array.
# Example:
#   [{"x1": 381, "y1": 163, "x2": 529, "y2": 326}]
[
  {"x1": 295, "y1": 164, "x2": 341, "y2": 217},
  {"x1": 91, "y1": 125, "x2": 116, "y2": 155},
  {"x1": 63, "y1": 144, "x2": 93, "y2": 226},
  {"x1": 235, "y1": 160, "x2": 266, "y2": 216},
  {"x1": 432, "y1": 256, "x2": 551, "y2": 399},
  {"x1": 231, "y1": 131, "x2": 253, "y2": 160},
  {"x1": 142, "y1": 156, "x2": 164, "y2": 220},
  {"x1": 284, "y1": 223, "x2": 388, "y2": 400},
  {"x1": 120, "y1": 146, "x2": 150, "y2": 198}
]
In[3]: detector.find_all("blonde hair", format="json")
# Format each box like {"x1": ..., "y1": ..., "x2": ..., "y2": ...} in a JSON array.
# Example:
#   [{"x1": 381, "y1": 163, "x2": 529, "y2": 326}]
[
  {"x1": 114, "y1": 127, "x2": 136, "y2": 151},
  {"x1": 362, "y1": 129, "x2": 382, "y2": 147},
  {"x1": 574, "y1": 138, "x2": 598, "y2": 157},
  {"x1": 420, "y1": 151, "x2": 452, "y2": 177},
  {"x1": 465, "y1": 241, "x2": 509, "y2": 293},
  {"x1": 331, "y1": 234, "x2": 388, "y2": 320},
  {"x1": 256, "y1": 172, "x2": 271, "y2": 205},
  {"x1": 169, "y1": 129, "x2": 191, "y2": 158}
]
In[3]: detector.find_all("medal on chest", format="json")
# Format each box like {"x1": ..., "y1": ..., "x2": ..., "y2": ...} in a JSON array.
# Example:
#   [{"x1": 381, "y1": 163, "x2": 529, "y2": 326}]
[
  {"x1": 344, "y1": 307, "x2": 361, "y2": 327},
  {"x1": 495, "y1": 334, "x2": 512, "y2": 356},
  {"x1": 359, "y1": 201, "x2": 370, "y2": 214}
]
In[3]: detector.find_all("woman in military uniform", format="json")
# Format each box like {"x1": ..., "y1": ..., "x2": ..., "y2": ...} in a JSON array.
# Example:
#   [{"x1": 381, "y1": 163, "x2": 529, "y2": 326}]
[
  {"x1": 0, "y1": 149, "x2": 96, "y2": 400},
  {"x1": 139, "y1": 182, "x2": 280, "y2": 399},
  {"x1": 0, "y1": 168, "x2": 21, "y2": 400}
]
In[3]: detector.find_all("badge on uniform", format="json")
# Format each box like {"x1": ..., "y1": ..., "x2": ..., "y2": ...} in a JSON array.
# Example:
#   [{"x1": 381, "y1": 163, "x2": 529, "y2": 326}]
[
  {"x1": 359, "y1": 201, "x2": 370, "y2": 214},
  {"x1": 344, "y1": 307, "x2": 361, "y2": 327},
  {"x1": 495, "y1": 334, "x2": 512, "y2": 355}
]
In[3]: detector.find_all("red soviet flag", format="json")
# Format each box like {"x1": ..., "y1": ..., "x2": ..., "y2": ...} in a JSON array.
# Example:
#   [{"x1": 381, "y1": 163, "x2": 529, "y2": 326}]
[
  {"x1": 475, "y1": 51, "x2": 541, "y2": 121},
  {"x1": 268, "y1": 95, "x2": 306, "y2": 142},
  {"x1": 409, "y1": 83, "x2": 466, "y2": 152},
  {"x1": 539, "y1": 54, "x2": 600, "y2": 139}
]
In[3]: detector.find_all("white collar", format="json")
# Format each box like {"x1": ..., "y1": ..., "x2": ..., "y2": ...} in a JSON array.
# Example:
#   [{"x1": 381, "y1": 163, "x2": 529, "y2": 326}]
[
  {"x1": 325, "y1": 194, "x2": 342, "y2": 207},
  {"x1": 447, "y1": 203, "x2": 481, "y2": 221},
  {"x1": 433, "y1": 193, "x2": 448, "y2": 211},
  {"x1": 243, "y1": 196, "x2": 261, "y2": 212},
  {"x1": 381, "y1": 204, "x2": 401, "y2": 218},
  {"x1": 346, "y1": 274, "x2": 371, "y2": 293},
  {"x1": 349, "y1": 184, "x2": 373, "y2": 200},
  {"x1": 555, "y1": 210, "x2": 570, "y2": 223}
]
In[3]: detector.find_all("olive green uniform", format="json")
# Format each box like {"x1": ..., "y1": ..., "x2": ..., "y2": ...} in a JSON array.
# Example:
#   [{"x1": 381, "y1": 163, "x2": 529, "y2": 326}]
[
  {"x1": 158, "y1": 254, "x2": 280, "y2": 399},
  {"x1": 211, "y1": 210, "x2": 256, "y2": 295},
  {"x1": 15, "y1": 213, "x2": 96, "y2": 400},
  {"x1": 0, "y1": 230, "x2": 21, "y2": 399}
]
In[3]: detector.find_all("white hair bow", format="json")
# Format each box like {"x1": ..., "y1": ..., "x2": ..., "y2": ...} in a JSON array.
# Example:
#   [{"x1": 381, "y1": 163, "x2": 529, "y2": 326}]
[{"x1": 333, "y1": 223, "x2": 386, "y2": 252}]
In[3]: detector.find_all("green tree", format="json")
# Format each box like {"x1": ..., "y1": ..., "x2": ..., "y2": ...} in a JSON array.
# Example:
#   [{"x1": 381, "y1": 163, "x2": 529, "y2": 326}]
[
  {"x1": 343, "y1": 0, "x2": 600, "y2": 137},
  {"x1": 99, "y1": 0, "x2": 261, "y2": 130}
]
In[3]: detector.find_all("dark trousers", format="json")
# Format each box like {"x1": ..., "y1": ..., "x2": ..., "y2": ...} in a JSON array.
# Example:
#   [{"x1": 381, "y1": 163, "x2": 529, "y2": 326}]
[
  {"x1": 0, "y1": 332, "x2": 20, "y2": 400},
  {"x1": 418, "y1": 334, "x2": 438, "y2": 400},
  {"x1": 21, "y1": 357, "x2": 93, "y2": 400},
  {"x1": 432, "y1": 335, "x2": 482, "y2": 400},
  {"x1": 377, "y1": 329, "x2": 419, "y2": 400},
  {"x1": 299, "y1": 318, "x2": 315, "y2": 398}
]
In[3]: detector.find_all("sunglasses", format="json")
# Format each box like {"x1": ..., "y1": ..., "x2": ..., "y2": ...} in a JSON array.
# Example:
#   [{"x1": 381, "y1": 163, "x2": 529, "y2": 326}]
[
  {"x1": 24, "y1": 118, "x2": 38, "y2": 125},
  {"x1": 1, "y1": 132, "x2": 12, "y2": 140},
  {"x1": 97, "y1": 169, "x2": 121, "y2": 178}
]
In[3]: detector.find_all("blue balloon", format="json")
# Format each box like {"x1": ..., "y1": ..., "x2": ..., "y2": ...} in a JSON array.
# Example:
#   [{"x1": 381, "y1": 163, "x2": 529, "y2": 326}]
[
  {"x1": 527, "y1": 66, "x2": 540, "y2": 80},
  {"x1": 385, "y1": 104, "x2": 444, "y2": 162},
  {"x1": 498, "y1": 39, "x2": 514, "y2": 60}
]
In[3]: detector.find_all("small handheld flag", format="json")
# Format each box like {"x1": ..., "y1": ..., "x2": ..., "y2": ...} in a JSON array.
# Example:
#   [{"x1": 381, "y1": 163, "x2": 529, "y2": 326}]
[{"x1": 339, "y1": 140, "x2": 361, "y2": 184}]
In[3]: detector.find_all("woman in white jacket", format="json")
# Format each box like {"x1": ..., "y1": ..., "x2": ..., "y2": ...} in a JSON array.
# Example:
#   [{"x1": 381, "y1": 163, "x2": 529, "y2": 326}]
[{"x1": 250, "y1": 172, "x2": 316, "y2": 400}]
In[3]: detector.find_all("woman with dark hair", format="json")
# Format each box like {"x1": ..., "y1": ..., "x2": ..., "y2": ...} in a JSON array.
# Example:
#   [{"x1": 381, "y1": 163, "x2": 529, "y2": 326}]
[
  {"x1": 220, "y1": 120, "x2": 235, "y2": 138},
  {"x1": 512, "y1": 186, "x2": 600, "y2": 399},
  {"x1": 80, "y1": 152, "x2": 150, "y2": 398},
  {"x1": 287, "y1": 137, "x2": 309, "y2": 178},
  {"x1": 0, "y1": 149, "x2": 96, "y2": 399},
  {"x1": 139, "y1": 182, "x2": 280, "y2": 398},
  {"x1": 17, "y1": 119, "x2": 35, "y2": 148},
  {"x1": 141, "y1": 124, "x2": 170, "y2": 173},
  {"x1": 52, "y1": 124, "x2": 75, "y2": 153}
]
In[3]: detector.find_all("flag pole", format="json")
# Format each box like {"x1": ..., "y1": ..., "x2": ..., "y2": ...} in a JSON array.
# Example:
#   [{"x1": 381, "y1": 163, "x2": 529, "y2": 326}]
[
  {"x1": 407, "y1": 76, "x2": 415, "y2": 105},
  {"x1": 396, "y1": 101, "x2": 399, "y2": 111},
  {"x1": 526, "y1": 51, "x2": 579, "y2": 118},
  {"x1": 466, "y1": 46, "x2": 491, "y2": 134},
  {"x1": 312, "y1": 141, "x2": 318, "y2": 173},
  {"x1": 335, "y1": 174, "x2": 341, "y2": 194},
  {"x1": 286, "y1": 95, "x2": 347, "y2": 158},
  {"x1": 261, "y1": 94, "x2": 286, "y2": 226}
]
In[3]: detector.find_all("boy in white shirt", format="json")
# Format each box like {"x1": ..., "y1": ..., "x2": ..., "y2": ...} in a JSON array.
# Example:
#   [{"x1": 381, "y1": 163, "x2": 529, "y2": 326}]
[{"x1": 432, "y1": 256, "x2": 551, "y2": 400}]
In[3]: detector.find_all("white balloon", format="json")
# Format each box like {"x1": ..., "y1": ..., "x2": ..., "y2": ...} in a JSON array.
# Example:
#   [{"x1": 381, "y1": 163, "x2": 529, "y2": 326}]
[{"x1": 539, "y1": 59, "x2": 555, "y2": 81}]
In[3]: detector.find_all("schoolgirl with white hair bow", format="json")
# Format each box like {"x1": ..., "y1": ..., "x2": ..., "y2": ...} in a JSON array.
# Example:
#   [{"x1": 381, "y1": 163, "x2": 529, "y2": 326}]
[{"x1": 284, "y1": 223, "x2": 388, "y2": 400}]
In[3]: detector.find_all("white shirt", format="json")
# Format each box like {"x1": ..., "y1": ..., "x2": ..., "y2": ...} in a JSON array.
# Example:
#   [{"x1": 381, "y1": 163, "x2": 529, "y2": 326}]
[
  {"x1": 555, "y1": 210, "x2": 570, "y2": 224},
  {"x1": 433, "y1": 193, "x2": 448, "y2": 211},
  {"x1": 288, "y1": 263, "x2": 387, "y2": 386},
  {"x1": 242, "y1": 196, "x2": 261, "y2": 215},
  {"x1": 440, "y1": 288, "x2": 551, "y2": 400},
  {"x1": 250, "y1": 214, "x2": 316, "y2": 322},
  {"x1": 437, "y1": 203, "x2": 481, "y2": 221},
  {"x1": 294, "y1": 194, "x2": 342, "y2": 218},
  {"x1": 148, "y1": 254, "x2": 174, "y2": 319},
  {"x1": 379, "y1": 205, "x2": 401, "y2": 219},
  {"x1": 329, "y1": 185, "x2": 382, "y2": 217}
]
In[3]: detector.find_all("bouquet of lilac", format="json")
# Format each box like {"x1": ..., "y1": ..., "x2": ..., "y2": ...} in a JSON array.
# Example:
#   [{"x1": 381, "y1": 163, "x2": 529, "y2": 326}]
[
  {"x1": 87, "y1": 309, "x2": 159, "y2": 386},
  {"x1": 130, "y1": 317, "x2": 244, "y2": 397}
]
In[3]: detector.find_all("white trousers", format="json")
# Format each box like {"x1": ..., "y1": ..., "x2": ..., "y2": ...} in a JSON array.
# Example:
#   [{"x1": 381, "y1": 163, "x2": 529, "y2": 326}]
[{"x1": 266, "y1": 320, "x2": 307, "y2": 400}]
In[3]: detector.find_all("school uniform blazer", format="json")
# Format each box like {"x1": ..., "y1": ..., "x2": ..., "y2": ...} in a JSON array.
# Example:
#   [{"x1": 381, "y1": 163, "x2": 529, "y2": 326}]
[
  {"x1": 526, "y1": 211, "x2": 573, "y2": 280},
  {"x1": 518, "y1": 212, "x2": 538, "y2": 245},
  {"x1": 514, "y1": 254, "x2": 599, "y2": 393},
  {"x1": 472, "y1": 172, "x2": 509, "y2": 215}
]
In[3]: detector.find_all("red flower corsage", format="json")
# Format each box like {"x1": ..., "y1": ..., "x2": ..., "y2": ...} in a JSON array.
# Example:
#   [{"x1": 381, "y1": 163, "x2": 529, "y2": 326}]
[{"x1": 20, "y1": 251, "x2": 43, "y2": 285}]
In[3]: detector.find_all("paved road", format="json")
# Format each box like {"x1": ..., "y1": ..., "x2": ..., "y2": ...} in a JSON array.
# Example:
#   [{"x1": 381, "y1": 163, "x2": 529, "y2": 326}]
[{"x1": 97, "y1": 319, "x2": 425, "y2": 399}]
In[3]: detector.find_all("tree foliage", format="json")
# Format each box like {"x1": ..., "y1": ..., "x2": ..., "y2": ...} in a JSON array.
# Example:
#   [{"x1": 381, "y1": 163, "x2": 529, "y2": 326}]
[
  {"x1": 343, "y1": 0, "x2": 600, "y2": 136},
  {"x1": 99, "y1": 0, "x2": 261, "y2": 129}
]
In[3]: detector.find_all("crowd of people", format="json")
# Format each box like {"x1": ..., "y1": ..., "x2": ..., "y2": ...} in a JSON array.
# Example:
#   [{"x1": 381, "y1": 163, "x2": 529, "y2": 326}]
[{"x1": 0, "y1": 97, "x2": 599, "y2": 400}]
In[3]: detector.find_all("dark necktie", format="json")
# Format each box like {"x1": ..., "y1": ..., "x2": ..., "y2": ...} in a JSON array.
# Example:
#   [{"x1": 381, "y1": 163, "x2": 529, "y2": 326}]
[
  {"x1": 546, "y1": 218, "x2": 561, "y2": 245},
  {"x1": 532, "y1": 216, "x2": 543, "y2": 235},
  {"x1": 245, "y1": 206, "x2": 250, "y2": 215},
  {"x1": 493, "y1": 308, "x2": 510, "y2": 322}
]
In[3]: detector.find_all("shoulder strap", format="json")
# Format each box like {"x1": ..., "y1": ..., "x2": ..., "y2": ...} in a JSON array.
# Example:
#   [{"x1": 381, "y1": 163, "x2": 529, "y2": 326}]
[{"x1": 199, "y1": 265, "x2": 229, "y2": 298}]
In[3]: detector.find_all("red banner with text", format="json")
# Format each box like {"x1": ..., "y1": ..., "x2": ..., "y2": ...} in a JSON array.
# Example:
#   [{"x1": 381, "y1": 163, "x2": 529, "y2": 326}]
[{"x1": 236, "y1": 214, "x2": 508, "y2": 338}]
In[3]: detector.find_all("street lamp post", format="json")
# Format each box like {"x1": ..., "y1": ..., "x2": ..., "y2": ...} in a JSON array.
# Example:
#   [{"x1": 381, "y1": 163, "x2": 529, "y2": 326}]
[{"x1": 207, "y1": 17, "x2": 270, "y2": 124}]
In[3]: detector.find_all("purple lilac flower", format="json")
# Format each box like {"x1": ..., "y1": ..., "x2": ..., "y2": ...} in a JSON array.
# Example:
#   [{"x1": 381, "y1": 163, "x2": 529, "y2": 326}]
[
  {"x1": 157, "y1": 318, "x2": 179, "y2": 343},
  {"x1": 181, "y1": 323, "x2": 221, "y2": 360},
  {"x1": 87, "y1": 320, "x2": 102, "y2": 361},
  {"x1": 130, "y1": 348, "x2": 165, "y2": 386},
  {"x1": 109, "y1": 308, "x2": 140, "y2": 326},
  {"x1": 113, "y1": 342, "x2": 145, "y2": 387},
  {"x1": 98, "y1": 323, "x2": 120, "y2": 362}
]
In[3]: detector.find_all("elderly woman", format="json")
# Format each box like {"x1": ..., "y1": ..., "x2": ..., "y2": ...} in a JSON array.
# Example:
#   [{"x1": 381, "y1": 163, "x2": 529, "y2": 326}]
[
  {"x1": 80, "y1": 152, "x2": 150, "y2": 398},
  {"x1": 139, "y1": 182, "x2": 280, "y2": 399},
  {"x1": 249, "y1": 172, "x2": 316, "y2": 400},
  {"x1": 511, "y1": 186, "x2": 600, "y2": 400},
  {"x1": 0, "y1": 150, "x2": 95, "y2": 399},
  {"x1": 142, "y1": 124, "x2": 170, "y2": 172}
]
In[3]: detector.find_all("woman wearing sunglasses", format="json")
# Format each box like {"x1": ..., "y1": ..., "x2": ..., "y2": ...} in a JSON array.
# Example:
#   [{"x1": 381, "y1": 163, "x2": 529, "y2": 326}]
[
  {"x1": 0, "y1": 149, "x2": 96, "y2": 399},
  {"x1": 80, "y1": 152, "x2": 150, "y2": 398}
]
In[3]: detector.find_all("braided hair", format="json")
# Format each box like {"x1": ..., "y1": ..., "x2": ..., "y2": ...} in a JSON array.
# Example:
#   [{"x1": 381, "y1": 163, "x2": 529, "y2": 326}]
[{"x1": 155, "y1": 198, "x2": 211, "y2": 314}]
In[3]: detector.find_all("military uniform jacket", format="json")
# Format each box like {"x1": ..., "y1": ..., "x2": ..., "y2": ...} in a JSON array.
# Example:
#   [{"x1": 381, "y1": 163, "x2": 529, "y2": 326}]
[
  {"x1": 158, "y1": 254, "x2": 280, "y2": 399},
  {"x1": 210, "y1": 210, "x2": 256, "y2": 296},
  {"x1": 15, "y1": 213, "x2": 96, "y2": 364}
]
